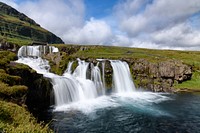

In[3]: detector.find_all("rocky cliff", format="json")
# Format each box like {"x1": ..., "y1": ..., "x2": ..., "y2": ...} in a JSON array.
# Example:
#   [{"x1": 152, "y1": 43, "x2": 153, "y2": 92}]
[{"x1": 127, "y1": 59, "x2": 192, "y2": 92}]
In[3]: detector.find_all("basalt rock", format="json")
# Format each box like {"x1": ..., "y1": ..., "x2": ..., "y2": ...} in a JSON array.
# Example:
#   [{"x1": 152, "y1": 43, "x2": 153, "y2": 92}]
[
  {"x1": 7, "y1": 61, "x2": 54, "y2": 118},
  {"x1": 129, "y1": 59, "x2": 192, "y2": 92}
]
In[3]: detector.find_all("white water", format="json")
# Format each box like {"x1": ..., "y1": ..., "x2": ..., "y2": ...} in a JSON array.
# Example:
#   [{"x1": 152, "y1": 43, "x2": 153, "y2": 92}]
[
  {"x1": 17, "y1": 45, "x2": 58, "y2": 57},
  {"x1": 16, "y1": 47, "x2": 103, "y2": 107},
  {"x1": 64, "y1": 61, "x2": 73, "y2": 74},
  {"x1": 110, "y1": 60, "x2": 136, "y2": 93},
  {"x1": 91, "y1": 62, "x2": 105, "y2": 95}
]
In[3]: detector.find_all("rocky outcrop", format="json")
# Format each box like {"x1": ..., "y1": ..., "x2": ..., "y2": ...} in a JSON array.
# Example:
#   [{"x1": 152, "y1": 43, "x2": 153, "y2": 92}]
[
  {"x1": 130, "y1": 59, "x2": 192, "y2": 92},
  {"x1": 7, "y1": 62, "x2": 54, "y2": 118},
  {"x1": 0, "y1": 39, "x2": 19, "y2": 52}
]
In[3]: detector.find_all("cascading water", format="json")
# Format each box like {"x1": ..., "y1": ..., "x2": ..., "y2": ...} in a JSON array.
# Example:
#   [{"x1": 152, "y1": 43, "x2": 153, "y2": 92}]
[
  {"x1": 16, "y1": 45, "x2": 58, "y2": 74},
  {"x1": 17, "y1": 45, "x2": 58, "y2": 58},
  {"x1": 110, "y1": 60, "x2": 136, "y2": 93},
  {"x1": 16, "y1": 45, "x2": 137, "y2": 110},
  {"x1": 16, "y1": 46, "x2": 104, "y2": 107},
  {"x1": 64, "y1": 61, "x2": 74, "y2": 74},
  {"x1": 91, "y1": 62, "x2": 105, "y2": 95}
]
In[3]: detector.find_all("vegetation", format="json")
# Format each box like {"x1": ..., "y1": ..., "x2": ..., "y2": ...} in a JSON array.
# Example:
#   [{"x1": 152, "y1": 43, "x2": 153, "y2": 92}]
[
  {"x1": 0, "y1": 2, "x2": 64, "y2": 46},
  {"x1": 174, "y1": 71, "x2": 200, "y2": 91},
  {"x1": 0, "y1": 50, "x2": 52, "y2": 132},
  {"x1": 0, "y1": 100, "x2": 52, "y2": 133}
]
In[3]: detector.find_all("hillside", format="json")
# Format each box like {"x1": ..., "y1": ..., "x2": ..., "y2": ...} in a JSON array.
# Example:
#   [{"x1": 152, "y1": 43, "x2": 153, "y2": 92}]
[{"x1": 0, "y1": 2, "x2": 64, "y2": 46}]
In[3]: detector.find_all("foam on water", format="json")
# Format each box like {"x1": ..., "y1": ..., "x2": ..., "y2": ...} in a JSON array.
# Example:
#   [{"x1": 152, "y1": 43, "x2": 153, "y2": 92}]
[{"x1": 54, "y1": 91, "x2": 172, "y2": 117}]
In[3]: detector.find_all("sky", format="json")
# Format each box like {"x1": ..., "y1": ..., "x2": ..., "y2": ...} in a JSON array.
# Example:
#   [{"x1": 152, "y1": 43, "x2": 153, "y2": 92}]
[{"x1": 1, "y1": 0, "x2": 200, "y2": 50}]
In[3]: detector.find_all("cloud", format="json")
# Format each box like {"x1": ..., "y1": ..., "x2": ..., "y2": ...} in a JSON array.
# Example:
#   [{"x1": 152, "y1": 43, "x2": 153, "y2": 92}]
[
  {"x1": 115, "y1": 0, "x2": 200, "y2": 36},
  {"x1": 112, "y1": 0, "x2": 200, "y2": 50},
  {"x1": 18, "y1": 0, "x2": 85, "y2": 41},
  {"x1": 63, "y1": 18, "x2": 113, "y2": 44},
  {"x1": 152, "y1": 23, "x2": 200, "y2": 49}
]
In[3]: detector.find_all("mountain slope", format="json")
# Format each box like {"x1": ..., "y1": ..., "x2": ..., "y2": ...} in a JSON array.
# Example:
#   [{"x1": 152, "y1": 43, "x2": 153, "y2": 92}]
[{"x1": 0, "y1": 2, "x2": 64, "y2": 45}]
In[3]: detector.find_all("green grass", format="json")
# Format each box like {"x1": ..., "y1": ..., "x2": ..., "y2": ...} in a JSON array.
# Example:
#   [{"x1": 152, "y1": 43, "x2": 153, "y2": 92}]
[
  {"x1": 0, "y1": 51, "x2": 16, "y2": 68},
  {"x1": 174, "y1": 71, "x2": 200, "y2": 90},
  {"x1": 52, "y1": 44, "x2": 200, "y2": 67},
  {"x1": 0, "y1": 82, "x2": 27, "y2": 98},
  {"x1": 0, "y1": 13, "x2": 48, "y2": 33},
  {"x1": 0, "y1": 100, "x2": 52, "y2": 133},
  {"x1": 0, "y1": 36, "x2": 32, "y2": 46}
]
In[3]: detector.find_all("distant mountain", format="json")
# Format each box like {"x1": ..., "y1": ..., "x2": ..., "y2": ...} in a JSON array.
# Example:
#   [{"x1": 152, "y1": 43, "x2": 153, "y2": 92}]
[{"x1": 0, "y1": 2, "x2": 64, "y2": 45}]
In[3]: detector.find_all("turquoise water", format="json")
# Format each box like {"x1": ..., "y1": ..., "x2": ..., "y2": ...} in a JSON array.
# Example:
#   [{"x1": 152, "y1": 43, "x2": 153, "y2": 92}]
[{"x1": 50, "y1": 92, "x2": 200, "y2": 133}]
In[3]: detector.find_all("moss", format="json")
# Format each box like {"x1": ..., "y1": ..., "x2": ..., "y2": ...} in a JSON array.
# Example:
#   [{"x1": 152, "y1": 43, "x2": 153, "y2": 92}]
[
  {"x1": 0, "y1": 51, "x2": 16, "y2": 68},
  {"x1": 0, "y1": 72, "x2": 21, "y2": 86},
  {"x1": 0, "y1": 100, "x2": 52, "y2": 133},
  {"x1": 45, "y1": 52, "x2": 70, "y2": 75},
  {"x1": 8, "y1": 62, "x2": 36, "y2": 75},
  {"x1": 0, "y1": 82, "x2": 27, "y2": 99}
]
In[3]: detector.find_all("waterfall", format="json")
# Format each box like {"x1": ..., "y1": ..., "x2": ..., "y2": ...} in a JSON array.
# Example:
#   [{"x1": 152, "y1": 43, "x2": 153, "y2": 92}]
[
  {"x1": 17, "y1": 45, "x2": 58, "y2": 58},
  {"x1": 64, "y1": 61, "x2": 74, "y2": 74},
  {"x1": 91, "y1": 62, "x2": 105, "y2": 95},
  {"x1": 102, "y1": 61, "x2": 106, "y2": 89},
  {"x1": 16, "y1": 45, "x2": 137, "y2": 110},
  {"x1": 73, "y1": 59, "x2": 89, "y2": 79},
  {"x1": 51, "y1": 76, "x2": 85, "y2": 106},
  {"x1": 110, "y1": 60, "x2": 136, "y2": 93},
  {"x1": 16, "y1": 47, "x2": 103, "y2": 107}
]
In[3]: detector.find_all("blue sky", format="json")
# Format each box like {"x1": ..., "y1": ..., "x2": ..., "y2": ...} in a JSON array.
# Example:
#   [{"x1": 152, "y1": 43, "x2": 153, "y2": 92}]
[
  {"x1": 1, "y1": 0, "x2": 200, "y2": 50},
  {"x1": 84, "y1": 0, "x2": 118, "y2": 19}
]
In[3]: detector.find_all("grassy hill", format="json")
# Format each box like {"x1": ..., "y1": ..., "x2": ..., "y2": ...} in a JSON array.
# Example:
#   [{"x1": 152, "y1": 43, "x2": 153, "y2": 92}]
[{"x1": 0, "y1": 2, "x2": 64, "y2": 46}]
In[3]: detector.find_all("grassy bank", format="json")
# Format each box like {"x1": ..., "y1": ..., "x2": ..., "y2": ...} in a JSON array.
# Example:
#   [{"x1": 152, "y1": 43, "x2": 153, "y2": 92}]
[
  {"x1": 0, "y1": 50, "x2": 52, "y2": 132},
  {"x1": 0, "y1": 100, "x2": 52, "y2": 133}
]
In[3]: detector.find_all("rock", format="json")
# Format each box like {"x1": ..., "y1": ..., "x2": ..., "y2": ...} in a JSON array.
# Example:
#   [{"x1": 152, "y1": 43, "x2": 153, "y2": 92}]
[
  {"x1": 159, "y1": 61, "x2": 175, "y2": 78},
  {"x1": 7, "y1": 62, "x2": 53, "y2": 118},
  {"x1": 127, "y1": 59, "x2": 192, "y2": 92}
]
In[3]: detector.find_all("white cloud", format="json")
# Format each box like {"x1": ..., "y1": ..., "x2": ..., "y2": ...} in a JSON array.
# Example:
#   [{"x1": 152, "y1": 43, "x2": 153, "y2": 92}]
[
  {"x1": 115, "y1": 0, "x2": 200, "y2": 36},
  {"x1": 63, "y1": 18, "x2": 113, "y2": 44},
  {"x1": 112, "y1": 0, "x2": 200, "y2": 50},
  {"x1": 152, "y1": 23, "x2": 200, "y2": 49},
  {"x1": 18, "y1": 0, "x2": 85, "y2": 41}
]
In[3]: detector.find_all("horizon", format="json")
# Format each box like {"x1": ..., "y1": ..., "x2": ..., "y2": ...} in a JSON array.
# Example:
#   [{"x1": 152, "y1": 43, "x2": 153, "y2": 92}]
[{"x1": 1, "y1": 0, "x2": 200, "y2": 50}]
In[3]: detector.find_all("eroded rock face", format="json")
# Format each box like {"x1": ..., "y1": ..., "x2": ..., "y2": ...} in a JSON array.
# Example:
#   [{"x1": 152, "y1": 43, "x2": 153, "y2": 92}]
[{"x1": 130, "y1": 59, "x2": 192, "y2": 92}]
